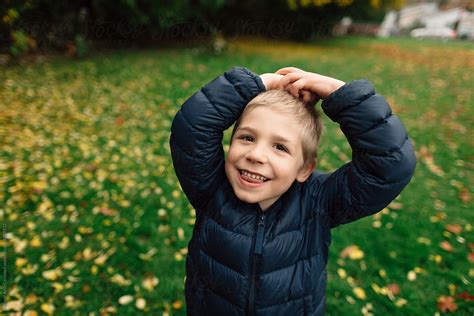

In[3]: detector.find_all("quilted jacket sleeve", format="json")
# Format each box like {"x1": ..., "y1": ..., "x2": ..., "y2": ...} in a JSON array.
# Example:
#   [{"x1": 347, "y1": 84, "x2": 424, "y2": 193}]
[
  {"x1": 169, "y1": 67, "x2": 266, "y2": 214},
  {"x1": 315, "y1": 80, "x2": 416, "y2": 229}
]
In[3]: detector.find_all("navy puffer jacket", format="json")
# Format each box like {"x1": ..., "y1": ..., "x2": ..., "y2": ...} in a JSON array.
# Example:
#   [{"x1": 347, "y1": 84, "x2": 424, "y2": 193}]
[{"x1": 170, "y1": 67, "x2": 416, "y2": 315}]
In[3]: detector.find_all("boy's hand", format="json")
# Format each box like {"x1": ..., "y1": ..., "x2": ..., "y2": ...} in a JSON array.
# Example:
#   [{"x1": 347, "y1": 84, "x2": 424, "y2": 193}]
[
  {"x1": 276, "y1": 67, "x2": 345, "y2": 101},
  {"x1": 260, "y1": 72, "x2": 318, "y2": 105},
  {"x1": 259, "y1": 73, "x2": 284, "y2": 90}
]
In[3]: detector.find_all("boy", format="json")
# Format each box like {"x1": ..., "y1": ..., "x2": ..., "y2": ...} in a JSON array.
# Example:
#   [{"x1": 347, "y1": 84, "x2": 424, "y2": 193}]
[{"x1": 169, "y1": 66, "x2": 416, "y2": 315}]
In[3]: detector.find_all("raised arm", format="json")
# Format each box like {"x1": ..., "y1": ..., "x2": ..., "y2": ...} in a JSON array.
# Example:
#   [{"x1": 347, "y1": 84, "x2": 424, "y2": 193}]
[
  {"x1": 317, "y1": 80, "x2": 416, "y2": 228},
  {"x1": 169, "y1": 67, "x2": 266, "y2": 214},
  {"x1": 277, "y1": 67, "x2": 416, "y2": 228}
]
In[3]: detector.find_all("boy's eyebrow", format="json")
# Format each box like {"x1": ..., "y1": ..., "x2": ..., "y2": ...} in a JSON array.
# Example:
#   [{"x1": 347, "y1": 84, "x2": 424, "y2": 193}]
[{"x1": 236, "y1": 126, "x2": 292, "y2": 143}]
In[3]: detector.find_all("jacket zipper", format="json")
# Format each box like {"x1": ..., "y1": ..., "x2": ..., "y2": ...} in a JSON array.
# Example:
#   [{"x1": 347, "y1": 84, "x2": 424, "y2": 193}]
[{"x1": 248, "y1": 212, "x2": 266, "y2": 315}]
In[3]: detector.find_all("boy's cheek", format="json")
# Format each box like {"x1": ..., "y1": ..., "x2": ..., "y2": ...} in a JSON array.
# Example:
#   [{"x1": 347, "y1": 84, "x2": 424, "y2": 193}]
[
  {"x1": 224, "y1": 159, "x2": 233, "y2": 178},
  {"x1": 225, "y1": 145, "x2": 237, "y2": 161}
]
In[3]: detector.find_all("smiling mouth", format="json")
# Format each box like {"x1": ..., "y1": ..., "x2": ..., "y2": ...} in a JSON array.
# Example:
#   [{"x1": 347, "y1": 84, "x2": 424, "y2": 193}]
[{"x1": 238, "y1": 169, "x2": 270, "y2": 182}]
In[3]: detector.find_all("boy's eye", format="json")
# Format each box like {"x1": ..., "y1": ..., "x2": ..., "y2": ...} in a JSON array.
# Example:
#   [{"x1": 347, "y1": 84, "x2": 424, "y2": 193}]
[
  {"x1": 238, "y1": 134, "x2": 254, "y2": 142},
  {"x1": 274, "y1": 143, "x2": 289, "y2": 153}
]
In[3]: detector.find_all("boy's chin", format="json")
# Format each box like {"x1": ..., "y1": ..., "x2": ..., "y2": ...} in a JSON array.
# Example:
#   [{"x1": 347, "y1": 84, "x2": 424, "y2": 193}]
[{"x1": 232, "y1": 189, "x2": 261, "y2": 204}]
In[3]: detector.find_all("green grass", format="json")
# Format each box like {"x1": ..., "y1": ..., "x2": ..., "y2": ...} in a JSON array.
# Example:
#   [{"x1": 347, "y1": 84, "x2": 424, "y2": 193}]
[{"x1": 1, "y1": 36, "x2": 473, "y2": 315}]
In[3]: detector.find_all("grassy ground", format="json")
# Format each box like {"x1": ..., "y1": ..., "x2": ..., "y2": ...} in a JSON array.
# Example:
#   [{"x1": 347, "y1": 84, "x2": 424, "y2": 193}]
[{"x1": 1, "y1": 36, "x2": 473, "y2": 315}]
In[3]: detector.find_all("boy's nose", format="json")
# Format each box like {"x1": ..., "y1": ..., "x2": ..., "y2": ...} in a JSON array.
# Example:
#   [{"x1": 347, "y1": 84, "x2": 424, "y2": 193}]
[{"x1": 245, "y1": 146, "x2": 268, "y2": 164}]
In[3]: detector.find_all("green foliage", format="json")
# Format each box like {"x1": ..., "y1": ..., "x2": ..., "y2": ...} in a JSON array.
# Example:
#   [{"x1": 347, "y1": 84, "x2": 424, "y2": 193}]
[
  {"x1": 9, "y1": 29, "x2": 29, "y2": 56},
  {"x1": 74, "y1": 34, "x2": 88, "y2": 58}
]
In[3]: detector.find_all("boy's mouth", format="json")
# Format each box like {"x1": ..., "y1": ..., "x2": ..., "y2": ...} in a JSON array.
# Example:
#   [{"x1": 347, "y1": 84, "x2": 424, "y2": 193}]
[{"x1": 238, "y1": 169, "x2": 270, "y2": 183}]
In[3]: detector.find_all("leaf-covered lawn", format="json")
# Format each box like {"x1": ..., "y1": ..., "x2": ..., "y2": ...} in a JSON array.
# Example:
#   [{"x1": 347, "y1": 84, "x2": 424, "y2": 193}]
[{"x1": 1, "y1": 36, "x2": 473, "y2": 315}]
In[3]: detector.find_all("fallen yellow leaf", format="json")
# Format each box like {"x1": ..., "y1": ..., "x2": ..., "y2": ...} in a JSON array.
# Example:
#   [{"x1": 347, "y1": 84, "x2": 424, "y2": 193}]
[
  {"x1": 378, "y1": 269, "x2": 387, "y2": 278},
  {"x1": 40, "y1": 303, "x2": 55, "y2": 315},
  {"x1": 394, "y1": 298, "x2": 407, "y2": 307},
  {"x1": 172, "y1": 300, "x2": 183, "y2": 309},
  {"x1": 30, "y1": 236, "x2": 42, "y2": 247},
  {"x1": 353, "y1": 287, "x2": 367, "y2": 300},
  {"x1": 136, "y1": 298, "x2": 146, "y2": 310},
  {"x1": 142, "y1": 275, "x2": 159, "y2": 291},
  {"x1": 119, "y1": 295, "x2": 134, "y2": 305},
  {"x1": 25, "y1": 293, "x2": 37, "y2": 304},
  {"x1": 111, "y1": 273, "x2": 131, "y2": 286},
  {"x1": 340, "y1": 245, "x2": 364, "y2": 260},
  {"x1": 175, "y1": 252, "x2": 184, "y2": 261},
  {"x1": 4, "y1": 300, "x2": 22, "y2": 311},
  {"x1": 42, "y1": 268, "x2": 62, "y2": 281},
  {"x1": 337, "y1": 268, "x2": 347, "y2": 279},
  {"x1": 440, "y1": 241, "x2": 453, "y2": 252},
  {"x1": 15, "y1": 257, "x2": 27, "y2": 268}
]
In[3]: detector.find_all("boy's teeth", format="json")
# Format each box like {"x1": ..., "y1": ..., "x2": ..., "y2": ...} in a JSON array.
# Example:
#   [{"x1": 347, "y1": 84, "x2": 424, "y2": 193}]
[{"x1": 241, "y1": 170, "x2": 267, "y2": 181}]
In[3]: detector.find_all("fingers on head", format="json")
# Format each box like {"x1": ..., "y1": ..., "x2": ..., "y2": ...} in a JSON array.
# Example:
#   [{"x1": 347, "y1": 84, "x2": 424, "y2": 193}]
[
  {"x1": 276, "y1": 67, "x2": 305, "y2": 75},
  {"x1": 285, "y1": 79, "x2": 306, "y2": 98},
  {"x1": 300, "y1": 90, "x2": 312, "y2": 103},
  {"x1": 293, "y1": 79, "x2": 307, "y2": 94},
  {"x1": 279, "y1": 72, "x2": 303, "y2": 89},
  {"x1": 300, "y1": 91, "x2": 320, "y2": 105}
]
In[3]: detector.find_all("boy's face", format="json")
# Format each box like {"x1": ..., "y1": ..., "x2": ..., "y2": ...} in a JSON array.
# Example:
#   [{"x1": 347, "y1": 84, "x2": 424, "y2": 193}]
[{"x1": 225, "y1": 106, "x2": 314, "y2": 211}]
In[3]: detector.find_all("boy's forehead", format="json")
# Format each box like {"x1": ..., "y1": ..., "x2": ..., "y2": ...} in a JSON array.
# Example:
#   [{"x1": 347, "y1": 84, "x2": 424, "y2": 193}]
[
  {"x1": 238, "y1": 110, "x2": 302, "y2": 144},
  {"x1": 242, "y1": 106, "x2": 298, "y2": 125}
]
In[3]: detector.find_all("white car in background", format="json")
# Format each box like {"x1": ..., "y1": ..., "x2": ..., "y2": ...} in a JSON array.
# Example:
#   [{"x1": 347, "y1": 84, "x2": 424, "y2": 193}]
[{"x1": 410, "y1": 27, "x2": 457, "y2": 39}]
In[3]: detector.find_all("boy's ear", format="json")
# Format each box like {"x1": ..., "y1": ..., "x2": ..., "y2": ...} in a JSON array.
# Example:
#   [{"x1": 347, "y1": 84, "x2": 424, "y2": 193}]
[{"x1": 296, "y1": 161, "x2": 316, "y2": 183}]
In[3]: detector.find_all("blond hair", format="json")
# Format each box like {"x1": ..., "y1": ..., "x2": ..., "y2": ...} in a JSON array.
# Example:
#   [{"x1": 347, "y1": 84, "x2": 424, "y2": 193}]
[{"x1": 231, "y1": 89, "x2": 323, "y2": 167}]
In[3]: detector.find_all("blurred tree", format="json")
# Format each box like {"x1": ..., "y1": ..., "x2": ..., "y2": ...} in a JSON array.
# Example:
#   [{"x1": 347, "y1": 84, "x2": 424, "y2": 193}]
[{"x1": 0, "y1": 0, "x2": 404, "y2": 57}]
